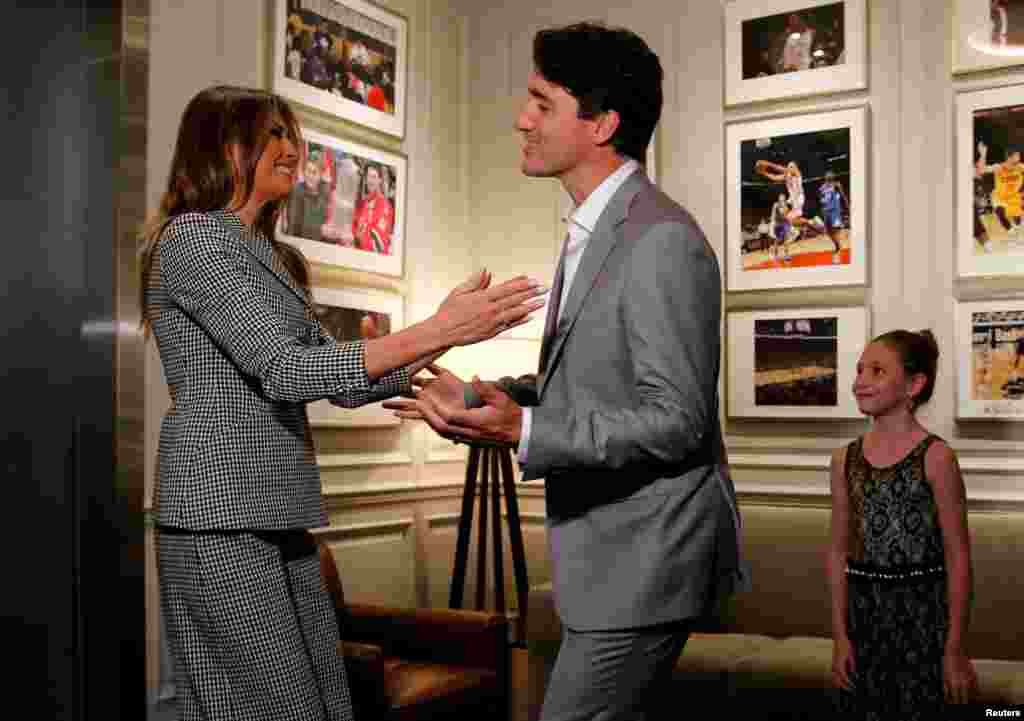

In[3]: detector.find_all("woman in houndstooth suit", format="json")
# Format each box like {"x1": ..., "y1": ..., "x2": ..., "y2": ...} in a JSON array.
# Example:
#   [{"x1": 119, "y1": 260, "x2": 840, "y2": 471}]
[{"x1": 139, "y1": 86, "x2": 545, "y2": 721}]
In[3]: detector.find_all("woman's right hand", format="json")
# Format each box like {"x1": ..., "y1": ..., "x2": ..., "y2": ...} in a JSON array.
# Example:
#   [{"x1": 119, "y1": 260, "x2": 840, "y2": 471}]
[
  {"x1": 434, "y1": 272, "x2": 546, "y2": 347},
  {"x1": 831, "y1": 637, "x2": 856, "y2": 691}
]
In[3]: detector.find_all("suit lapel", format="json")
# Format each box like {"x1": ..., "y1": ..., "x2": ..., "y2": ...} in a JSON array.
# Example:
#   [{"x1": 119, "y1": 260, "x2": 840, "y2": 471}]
[
  {"x1": 213, "y1": 210, "x2": 312, "y2": 308},
  {"x1": 539, "y1": 171, "x2": 647, "y2": 399}
]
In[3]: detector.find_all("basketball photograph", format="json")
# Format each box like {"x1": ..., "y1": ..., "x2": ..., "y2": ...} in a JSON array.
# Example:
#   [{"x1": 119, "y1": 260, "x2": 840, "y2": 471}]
[
  {"x1": 728, "y1": 306, "x2": 867, "y2": 419},
  {"x1": 729, "y1": 307, "x2": 864, "y2": 419},
  {"x1": 740, "y1": 127, "x2": 851, "y2": 271},
  {"x1": 971, "y1": 103, "x2": 1024, "y2": 257},
  {"x1": 306, "y1": 286, "x2": 403, "y2": 427},
  {"x1": 956, "y1": 299, "x2": 1024, "y2": 419},
  {"x1": 724, "y1": 0, "x2": 866, "y2": 106},
  {"x1": 968, "y1": 307, "x2": 1024, "y2": 402},
  {"x1": 957, "y1": 85, "x2": 1024, "y2": 278},
  {"x1": 278, "y1": 127, "x2": 405, "y2": 276},
  {"x1": 741, "y1": 2, "x2": 845, "y2": 79},
  {"x1": 955, "y1": 0, "x2": 1024, "y2": 72},
  {"x1": 754, "y1": 316, "x2": 839, "y2": 407}
]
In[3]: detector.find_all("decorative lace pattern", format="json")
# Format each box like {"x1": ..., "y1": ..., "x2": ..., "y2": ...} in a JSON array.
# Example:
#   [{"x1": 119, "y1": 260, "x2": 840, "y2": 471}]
[{"x1": 837, "y1": 434, "x2": 951, "y2": 721}]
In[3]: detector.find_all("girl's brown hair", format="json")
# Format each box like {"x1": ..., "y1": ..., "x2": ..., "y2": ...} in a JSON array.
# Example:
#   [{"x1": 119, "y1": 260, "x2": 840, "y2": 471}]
[
  {"x1": 872, "y1": 329, "x2": 940, "y2": 409},
  {"x1": 138, "y1": 85, "x2": 308, "y2": 333}
]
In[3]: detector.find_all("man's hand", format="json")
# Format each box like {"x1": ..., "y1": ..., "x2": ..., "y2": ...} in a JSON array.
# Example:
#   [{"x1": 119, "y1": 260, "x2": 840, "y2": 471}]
[
  {"x1": 421, "y1": 376, "x2": 522, "y2": 445},
  {"x1": 383, "y1": 363, "x2": 467, "y2": 423},
  {"x1": 383, "y1": 367, "x2": 522, "y2": 445}
]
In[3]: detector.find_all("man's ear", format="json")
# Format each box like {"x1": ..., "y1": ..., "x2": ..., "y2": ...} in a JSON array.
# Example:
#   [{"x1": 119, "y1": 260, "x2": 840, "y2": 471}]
[
  {"x1": 592, "y1": 109, "x2": 620, "y2": 146},
  {"x1": 908, "y1": 372, "x2": 928, "y2": 404}
]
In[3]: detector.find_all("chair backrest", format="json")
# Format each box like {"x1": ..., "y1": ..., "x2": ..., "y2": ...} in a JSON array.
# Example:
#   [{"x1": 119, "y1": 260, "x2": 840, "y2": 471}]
[{"x1": 317, "y1": 540, "x2": 352, "y2": 633}]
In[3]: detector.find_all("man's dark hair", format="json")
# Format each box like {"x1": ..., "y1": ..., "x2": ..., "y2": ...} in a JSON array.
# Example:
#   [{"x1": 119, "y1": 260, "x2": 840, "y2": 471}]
[{"x1": 533, "y1": 22, "x2": 662, "y2": 162}]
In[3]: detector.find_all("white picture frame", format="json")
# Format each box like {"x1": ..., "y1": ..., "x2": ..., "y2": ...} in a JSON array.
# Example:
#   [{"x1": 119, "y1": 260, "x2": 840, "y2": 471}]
[
  {"x1": 727, "y1": 305, "x2": 869, "y2": 419},
  {"x1": 272, "y1": 0, "x2": 407, "y2": 138},
  {"x1": 307, "y1": 285, "x2": 404, "y2": 427},
  {"x1": 952, "y1": 0, "x2": 1024, "y2": 75},
  {"x1": 724, "y1": 0, "x2": 867, "y2": 107},
  {"x1": 725, "y1": 105, "x2": 868, "y2": 292},
  {"x1": 954, "y1": 298, "x2": 1024, "y2": 420},
  {"x1": 955, "y1": 83, "x2": 1024, "y2": 279},
  {"x1": 279, "y1": 126, "x2": 406, "y2": 277}
]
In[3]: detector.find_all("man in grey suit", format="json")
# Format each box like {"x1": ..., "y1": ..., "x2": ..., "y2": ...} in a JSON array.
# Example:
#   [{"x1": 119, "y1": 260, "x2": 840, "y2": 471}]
[{"x1": 386, "y1": 22, "x2": 743, "y2": 721}]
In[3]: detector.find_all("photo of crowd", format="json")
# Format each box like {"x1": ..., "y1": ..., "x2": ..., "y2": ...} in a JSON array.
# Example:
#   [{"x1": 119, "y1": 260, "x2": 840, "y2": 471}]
[
  {"x1": 740, "y1": 126, "x2": 851, "y2": 271},
  {"x1": 754, "y1": 316, "x2": 839, "y2": 407},
  {"x1": 741, "y1": 2, "x2": 845, "y2": 79},
  {"x1": 282, "y1": 139, "x2": 399, "y2": 256},
  {"x1": 970, "y1": 309, "x2": 1024, "y2": 401},
  {"x1": 284, "y1": 0, "x2": 398, "y2": 116},
  {"x1": 972, "y1": 102, "x2": 1024, "y2": 257}
]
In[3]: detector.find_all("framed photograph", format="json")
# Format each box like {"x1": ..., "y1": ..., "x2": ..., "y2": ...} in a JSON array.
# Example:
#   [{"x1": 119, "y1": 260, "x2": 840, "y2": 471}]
[
  {"x1": 953, "y1": 0, "x2": 1024, "y2": 75},
  {"x1": 956, "y1": 84, "x2": 1024, "y2": 279},
  {"x1": 954, "y1": 298, "x2": 1024, "y2": 420},
  {"x1": 279, "y1": 126, "x2": 406, "y2": 277},
  {"x1": 272, "y1": 0, "x2": 407, "y2": 138},
  {"x1": 724, "y1": 0, "x2": 867, "y2": 106},
  {"x1": 728, "y1": 306, "x2": 869, "y2": 419},
  {"x1": 725, "y1": 105, "x2": 867, "y2": 292},
  {"x1": 307, "y1": 285, "x2": 404, "y2": 427}
]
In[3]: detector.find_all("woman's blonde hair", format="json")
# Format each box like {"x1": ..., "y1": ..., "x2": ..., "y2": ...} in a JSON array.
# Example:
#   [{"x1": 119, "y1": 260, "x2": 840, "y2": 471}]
[{"x1": 138, "y1": 85, "x2": 308, "y2": 334}]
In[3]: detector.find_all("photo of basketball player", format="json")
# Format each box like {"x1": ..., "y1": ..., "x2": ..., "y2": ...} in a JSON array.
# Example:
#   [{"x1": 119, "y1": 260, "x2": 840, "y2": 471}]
[
  {"x1": 973, "y1": 104, "x2": 1024, "y2": 256},
  {"x1": 770, "y1": 193, "x2": 791, "y2": 260},
  {"x1": 741, "y1": 2, "x2": 844, "y2": 79},
  {"x1": 970, "y1": 309, "x2": 1024, "y2": 400},
  {"x1": 754, "y1": 316, "x2": 839, "y2": 406},
  {"x1": 741, "y1": 127, "x2": 851, "y2": 271},
  {"x1": 818, "y1": 171, "x2": 849, "y2": 264}
]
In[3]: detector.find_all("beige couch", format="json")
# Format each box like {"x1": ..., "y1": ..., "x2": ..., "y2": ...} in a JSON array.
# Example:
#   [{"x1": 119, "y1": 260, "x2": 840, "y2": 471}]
[{"x1": 525, "y1": 500, "x2": 1024, "y2": 719}]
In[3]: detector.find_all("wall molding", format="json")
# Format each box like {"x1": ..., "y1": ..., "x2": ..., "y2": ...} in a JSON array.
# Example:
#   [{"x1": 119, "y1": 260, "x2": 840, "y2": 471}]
[
  {"x1": 317, "y1": 451, "x2": 413, "y2": 469},
  {"x1": 725, "y1": 436, "x2": 1024, "y2": 504},
  {"x1": 313, "y1": 518, "x2": 414, "y2": 543}
]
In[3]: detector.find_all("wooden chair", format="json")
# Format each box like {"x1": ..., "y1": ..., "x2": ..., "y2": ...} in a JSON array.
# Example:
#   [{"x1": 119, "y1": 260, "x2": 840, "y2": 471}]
[{"x1": 318, "y1": 540, "x2": 510, "y2": 721}]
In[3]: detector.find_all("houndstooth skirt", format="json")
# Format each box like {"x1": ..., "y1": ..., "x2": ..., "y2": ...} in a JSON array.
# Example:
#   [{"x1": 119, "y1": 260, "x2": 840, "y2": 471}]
[{"x1": 157, "y1": 528, "x2": 354, "y2": 721}]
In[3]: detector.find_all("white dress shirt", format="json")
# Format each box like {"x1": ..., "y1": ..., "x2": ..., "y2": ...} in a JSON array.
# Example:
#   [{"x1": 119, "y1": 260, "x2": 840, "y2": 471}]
[{"x1": 518, "y1": 159, "x2": 640, "y2": 464}]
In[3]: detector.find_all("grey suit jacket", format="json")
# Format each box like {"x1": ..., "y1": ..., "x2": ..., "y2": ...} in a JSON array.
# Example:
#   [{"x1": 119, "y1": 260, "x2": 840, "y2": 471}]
[
  {"x1": 148, "y1": 210, "x2": 409, "y2": 530},
  {"x1": 495, "y1": 171, "x2": 742, "y2": 631}
]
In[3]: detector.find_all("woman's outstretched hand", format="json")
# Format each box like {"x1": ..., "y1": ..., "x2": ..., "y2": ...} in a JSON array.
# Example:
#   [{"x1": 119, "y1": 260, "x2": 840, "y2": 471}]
[{"x1": 434, "y1": 271, "x2": 546, "y2": 347}]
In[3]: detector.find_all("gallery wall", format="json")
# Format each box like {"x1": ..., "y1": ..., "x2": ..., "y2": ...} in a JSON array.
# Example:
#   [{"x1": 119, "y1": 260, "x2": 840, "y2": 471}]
[{"x1": 454, "y1": 0, "x2": 1024, "y2": 500}]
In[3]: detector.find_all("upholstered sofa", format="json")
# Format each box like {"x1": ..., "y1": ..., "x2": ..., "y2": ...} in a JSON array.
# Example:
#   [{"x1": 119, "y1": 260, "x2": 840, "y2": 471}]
[{"x1": 525, "y1": 500, "x2": 1024, "y2": 719}]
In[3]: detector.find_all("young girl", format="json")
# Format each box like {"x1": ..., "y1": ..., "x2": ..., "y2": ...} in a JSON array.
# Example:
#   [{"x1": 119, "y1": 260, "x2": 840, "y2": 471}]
[{"x1": 826, "y1": 330, "x2": 977, "y2": 720}]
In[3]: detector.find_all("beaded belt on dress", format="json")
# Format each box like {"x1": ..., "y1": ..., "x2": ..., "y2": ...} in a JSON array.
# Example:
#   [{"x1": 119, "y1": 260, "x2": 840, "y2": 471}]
[{"x1": 845, "y1": 558, "x2": 946, "y2": 582}]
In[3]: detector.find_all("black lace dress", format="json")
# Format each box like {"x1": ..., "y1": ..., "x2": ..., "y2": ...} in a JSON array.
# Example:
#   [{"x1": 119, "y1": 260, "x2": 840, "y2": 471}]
[{"x1": 837, "y1": 435, "x2": 950, "y2": 721}]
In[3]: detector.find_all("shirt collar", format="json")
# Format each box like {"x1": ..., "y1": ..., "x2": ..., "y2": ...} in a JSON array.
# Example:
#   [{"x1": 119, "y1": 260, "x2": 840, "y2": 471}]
[{"x1": 565, "y1": 159, "x2": 640, "y2": 235}]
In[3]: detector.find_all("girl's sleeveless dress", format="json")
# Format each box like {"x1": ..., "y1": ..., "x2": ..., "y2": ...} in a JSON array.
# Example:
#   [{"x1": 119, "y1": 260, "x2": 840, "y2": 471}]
[{"x1": 838, "y1": 434, "x2": 950, "y2": 720}]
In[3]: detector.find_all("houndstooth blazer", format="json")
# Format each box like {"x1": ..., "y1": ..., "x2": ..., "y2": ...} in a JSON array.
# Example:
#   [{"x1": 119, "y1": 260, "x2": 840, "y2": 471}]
[{"x1": 148, "y1": 209, "x2": 409, "y2": 530}]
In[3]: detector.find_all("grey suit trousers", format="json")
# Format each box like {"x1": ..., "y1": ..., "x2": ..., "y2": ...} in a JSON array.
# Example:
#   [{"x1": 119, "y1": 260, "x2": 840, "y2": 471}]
[{"x1": 540, "y1": 621, "x2": 693, "y2": 721}]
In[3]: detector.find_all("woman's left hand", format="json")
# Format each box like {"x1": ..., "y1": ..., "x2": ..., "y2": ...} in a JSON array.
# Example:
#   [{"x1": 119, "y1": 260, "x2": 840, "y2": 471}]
[{"x1": 943, "y1": 648, "x2": 977, "y2": 705}]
